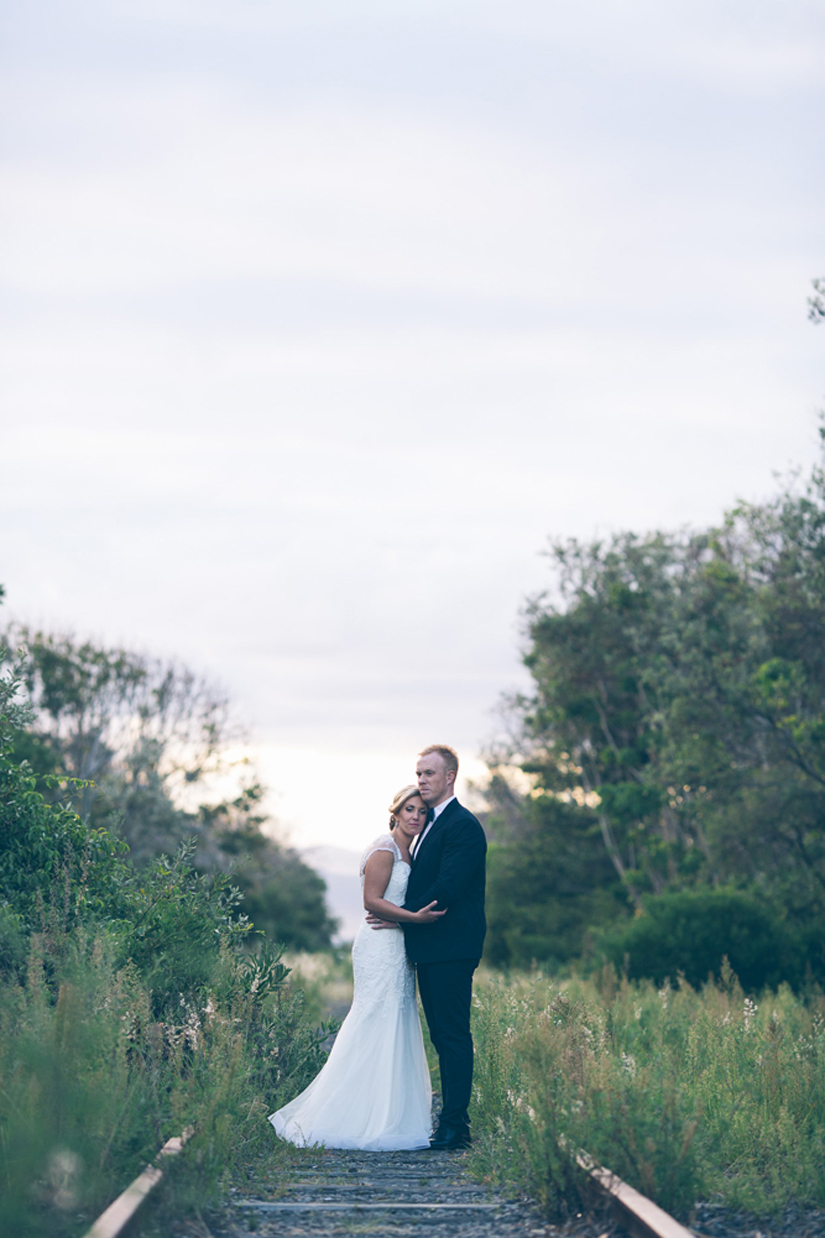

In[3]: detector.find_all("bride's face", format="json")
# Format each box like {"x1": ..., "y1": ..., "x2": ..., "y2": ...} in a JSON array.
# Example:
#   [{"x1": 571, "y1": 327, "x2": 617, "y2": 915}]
[{"x1": 394, "y1": 795, "x2": 428, "y2": 838}]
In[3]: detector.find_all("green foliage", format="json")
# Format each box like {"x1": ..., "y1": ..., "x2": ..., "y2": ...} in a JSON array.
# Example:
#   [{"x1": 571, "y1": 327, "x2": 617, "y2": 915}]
[
  {"x1": 0, "y1": 759, "x2": 125, "y2": 927},
  {"x1": 599, "y1": 889, "x2": 798, "y2": 992},
  {"x1": 469, "y1": 969, "x2": 825, "y2": 1221},
  {"x1": 0, "y1": 903, "x2": 26, "y2": 980},
  {"x1": 2, "y1": 626, "x2": 336, "y2": 953},
  {"x1": 0, "y1": 653, "x2": 258, "y2": 1010},
  {"x1": 0, "y1": 628, "x2": 333, "y2": 1235},
  {"x1": 487, "y1": 442, "x2": 825, "y2": 983},
  {"x1": 232, "y1": 849, "x2": 338, "y2": 955},
  {"x1": 203, "y1": 798, "x2": 339, "y2": 954},
  {"x1": 2, "y1": 626, "x2": 226, "y2": 837},
  {"x1": 115, "y1": 842, "x2": 252, "y2": 1014},
  {"x1": 0, "y1": 659, "x2": 129, "y2": 930},
  {"x1": 484, "y1": 791, "x2": 623, "y2": 969}
]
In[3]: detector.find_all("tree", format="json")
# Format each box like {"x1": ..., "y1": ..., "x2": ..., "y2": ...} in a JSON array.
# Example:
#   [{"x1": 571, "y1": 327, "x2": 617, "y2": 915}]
[
  {"x1": 1, "y1": 624, "x2": 337, "y2": 952},
  {"x1": 483, "y1": 775, "x2": 622, "y2": 969},
  {"x1": 0, "y1": 654, "x2": 127, "y2": 938},
  {"x1": 3, "y1": 625, "x2": 231, "y2": 847},
  {"x1": 489, "y1": 438, "x2": 825, "y2": 979},
  {"x1": 0, "y1": 645, "x2": 273, "y2": 1019},
  {"x1": 502, "y1": 530, "x2": 705, "y2": 907},
  {"x1": 200, "y1": 786, "x2": 339, "y2": 954}
]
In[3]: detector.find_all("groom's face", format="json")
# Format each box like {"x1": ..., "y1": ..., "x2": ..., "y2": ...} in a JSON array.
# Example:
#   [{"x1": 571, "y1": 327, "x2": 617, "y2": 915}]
[{"x1": 416, "y1": 753, "x2": 454, "y2": 806}]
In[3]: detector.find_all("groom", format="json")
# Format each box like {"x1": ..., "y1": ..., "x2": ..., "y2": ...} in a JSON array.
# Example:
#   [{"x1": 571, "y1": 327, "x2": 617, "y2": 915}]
[{"x1": 402, "y1": 744, "x2": 487, "y2": 1151}]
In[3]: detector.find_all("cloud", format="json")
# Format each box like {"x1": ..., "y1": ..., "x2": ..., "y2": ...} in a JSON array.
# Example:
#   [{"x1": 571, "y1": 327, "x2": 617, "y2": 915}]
[{"x1": 2, "y1": 0, "x2": 823, "y2": 845}]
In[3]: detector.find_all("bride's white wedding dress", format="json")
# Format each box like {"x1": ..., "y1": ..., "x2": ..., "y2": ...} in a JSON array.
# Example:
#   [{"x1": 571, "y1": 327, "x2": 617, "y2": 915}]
[{"x1": 268, "y1": 833, "x2": 432, "y2": 1150}]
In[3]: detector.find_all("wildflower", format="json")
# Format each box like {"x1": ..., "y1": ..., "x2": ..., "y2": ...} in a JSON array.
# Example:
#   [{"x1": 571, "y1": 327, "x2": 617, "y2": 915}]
[
  {"x1": 621, "y1": 1051, "x2": 637, "y2": 1078},
  {"x1": 182, "y1": 1005, "x2": 202, "y2": 1050},
  {"x1": 743, "y1": 998, "x2": 758, "y2": 1031},
  {"x1": 46, "y1": 1150, "x2": 82, "y2": 1211}
]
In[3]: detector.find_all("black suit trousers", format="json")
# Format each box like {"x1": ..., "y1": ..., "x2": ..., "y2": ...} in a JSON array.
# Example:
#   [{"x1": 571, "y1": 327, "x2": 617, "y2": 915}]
[{"x1": 417, "y1": 958, "x2": 478, "y2": 1130}]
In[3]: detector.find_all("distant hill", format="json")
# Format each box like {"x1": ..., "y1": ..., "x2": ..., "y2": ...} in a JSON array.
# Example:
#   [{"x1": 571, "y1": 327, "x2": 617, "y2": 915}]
[{"x1": 300, "y1": 845, "x2": 364, "y2": 943}]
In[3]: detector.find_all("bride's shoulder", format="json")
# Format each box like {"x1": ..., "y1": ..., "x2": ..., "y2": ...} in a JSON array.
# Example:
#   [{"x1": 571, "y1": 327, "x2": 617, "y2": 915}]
[
  {"x1": 359, "y1": 832, "x2": 401, "y2": 872},
  {"x1": 363, "y1": 832, "x2": 400, "y2": 856}
]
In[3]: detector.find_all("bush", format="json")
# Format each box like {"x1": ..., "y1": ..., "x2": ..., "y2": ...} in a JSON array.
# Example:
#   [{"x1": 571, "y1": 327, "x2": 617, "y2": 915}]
[
  {"x1": 114, "y1": 841, "x2": 252, "y2": 1014},
  {"x1": 0, "y1": 748, "x2": 128, "y2": 929},
  {"x1": 597, "y1": 889, "x2": 798, "y2": 991}
]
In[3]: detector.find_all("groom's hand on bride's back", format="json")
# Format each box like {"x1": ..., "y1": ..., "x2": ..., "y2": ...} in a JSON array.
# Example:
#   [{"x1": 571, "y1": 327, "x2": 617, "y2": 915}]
[{"x1": 413, "y1": 900, "x2": 447, "y2": 924}]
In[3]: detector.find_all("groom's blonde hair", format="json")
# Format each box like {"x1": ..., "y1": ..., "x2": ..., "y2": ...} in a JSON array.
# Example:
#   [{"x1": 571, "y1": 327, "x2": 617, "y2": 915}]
[{"x1": 418, "y1": 744, "x2": 459, "y2": 777}]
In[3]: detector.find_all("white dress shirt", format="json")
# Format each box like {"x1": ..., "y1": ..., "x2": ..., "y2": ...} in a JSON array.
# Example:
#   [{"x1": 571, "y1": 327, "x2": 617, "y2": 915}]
[{"x1": 414, "y1": 794, "x2": 456, "y2": 854}]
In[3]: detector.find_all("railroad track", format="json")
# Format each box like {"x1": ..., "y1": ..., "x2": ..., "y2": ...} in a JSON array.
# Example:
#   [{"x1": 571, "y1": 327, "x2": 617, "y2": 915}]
[
  {"x1": 85, "y1": 1136, "x2": 694, "y2": 1238},
  {"x1": 221, "y1": 1147, "x2": 553, "y2": 1237}
]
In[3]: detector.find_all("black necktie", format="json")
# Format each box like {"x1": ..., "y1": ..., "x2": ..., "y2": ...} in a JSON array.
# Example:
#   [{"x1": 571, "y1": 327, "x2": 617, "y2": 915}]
[{"x1": 426, "y1": 808, "x2": 435, "y2": 824}]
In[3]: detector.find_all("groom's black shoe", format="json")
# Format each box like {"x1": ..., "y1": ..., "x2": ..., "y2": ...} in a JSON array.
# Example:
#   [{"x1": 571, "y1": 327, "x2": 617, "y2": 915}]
[{"x1": 429, "y1": 1123, "x2": 471, "y2": 1151}]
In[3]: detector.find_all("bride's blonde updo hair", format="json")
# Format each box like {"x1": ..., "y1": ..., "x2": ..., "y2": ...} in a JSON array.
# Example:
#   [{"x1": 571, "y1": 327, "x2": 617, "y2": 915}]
[{"x1": 388, "y1": 784, "x2": 421, "y2": 831}]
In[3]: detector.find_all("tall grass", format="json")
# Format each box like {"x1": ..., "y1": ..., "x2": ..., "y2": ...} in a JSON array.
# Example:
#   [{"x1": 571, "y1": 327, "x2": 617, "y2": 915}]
[
  {"x1": 0, "y1": 926, "x2": 331, "y2": 1238},
  {"x1": 468, "y1": 965, "x2": 825, "y2": 1221},
  {"x1": 0, "y1": 654, "x2": 337, "y2": 1235}
]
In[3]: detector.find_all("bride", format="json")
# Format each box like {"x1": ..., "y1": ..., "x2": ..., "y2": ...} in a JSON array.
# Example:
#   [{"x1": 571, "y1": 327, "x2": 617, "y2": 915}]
[{"x1": 268, "y1": 786, "x2": 445, "y2": 1150}]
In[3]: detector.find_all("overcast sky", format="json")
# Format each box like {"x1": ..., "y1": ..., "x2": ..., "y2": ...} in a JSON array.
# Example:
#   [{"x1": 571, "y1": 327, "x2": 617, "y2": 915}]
[{"x1": 2, "y1": 0, "x2": 823, "y2": 849}]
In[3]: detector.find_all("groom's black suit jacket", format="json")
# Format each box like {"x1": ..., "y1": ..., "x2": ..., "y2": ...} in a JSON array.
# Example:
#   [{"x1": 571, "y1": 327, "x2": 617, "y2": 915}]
[{"x1": 402, "y1": 798, "x2": 487, "y2": 965}]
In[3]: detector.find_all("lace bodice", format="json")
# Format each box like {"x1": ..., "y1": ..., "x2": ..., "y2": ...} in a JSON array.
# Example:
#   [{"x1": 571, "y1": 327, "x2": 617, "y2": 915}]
[
  {"x1": 359, "y1": 832, "x2": 409, "y2": 904},
  {"x1": 352, "y1": 832, "x2": 414, "y2": 1015}
]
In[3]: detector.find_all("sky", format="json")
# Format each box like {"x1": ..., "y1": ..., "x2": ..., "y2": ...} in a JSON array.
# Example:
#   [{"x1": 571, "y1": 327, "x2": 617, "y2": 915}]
[{"x1": 1, "y1": 0, "x2": 823, "y2": 850}]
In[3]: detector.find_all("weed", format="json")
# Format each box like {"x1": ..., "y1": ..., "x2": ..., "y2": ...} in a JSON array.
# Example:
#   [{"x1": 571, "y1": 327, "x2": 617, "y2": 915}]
[
  {"x1": 0, "y1": 930, "x2": 329, "y2": 1237},
  {"x1": 468, "y1": 967, "x2": 825, "y2": 1221}
]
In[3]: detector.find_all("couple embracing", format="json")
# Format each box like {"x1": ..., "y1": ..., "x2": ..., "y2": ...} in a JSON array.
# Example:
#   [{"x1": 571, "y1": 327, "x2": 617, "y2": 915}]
[{"x1": 269, "y1": 744, "x2": 487, "y2": 1152}]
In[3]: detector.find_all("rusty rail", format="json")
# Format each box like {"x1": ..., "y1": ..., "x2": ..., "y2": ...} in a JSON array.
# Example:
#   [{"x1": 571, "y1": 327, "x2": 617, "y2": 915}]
[
  {"x1": 577, "y1": 1151, "x2": 695, "y2": 1238},
  {"x1": 82, "y1": 1129, "x2": 192, "y2": 1238}
]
